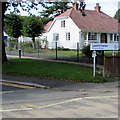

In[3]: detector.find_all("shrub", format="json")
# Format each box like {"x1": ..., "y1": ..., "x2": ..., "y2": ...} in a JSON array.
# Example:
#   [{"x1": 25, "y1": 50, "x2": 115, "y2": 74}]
[{"x1": 81, "y1": 45, "x2": 92, "y2": 57}]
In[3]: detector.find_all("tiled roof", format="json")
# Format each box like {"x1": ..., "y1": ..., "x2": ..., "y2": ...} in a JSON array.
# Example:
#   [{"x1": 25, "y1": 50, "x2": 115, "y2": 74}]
[
  {"x1": 44, "y1": 21, "x2": 53, "y2": 31},
  {"x1": 69, "y1": 8, "x2": 119, "y2": 33},
  {"x1": 45, "y1": 7, "x2": 119, "y2": 33}
]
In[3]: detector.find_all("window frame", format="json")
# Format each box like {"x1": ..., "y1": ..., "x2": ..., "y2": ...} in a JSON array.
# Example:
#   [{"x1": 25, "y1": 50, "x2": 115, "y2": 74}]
[
  {"x1": 88, "y1": 32, "x2": 97, "y2": 40},
  {"x1": 114, "y1": 34, "x2": 120, "y2": 41},
  {"x1": 66, "y1": 32, "x2": 70, "y2": 40},
  {"x1": 53, "y1": 33, "x2": 59, "y2": 41},
  {"x1": 110, "y1": 34, "x2": 113, "y2": 41},
  {"x1": 61, "y1": 20, "x2": 65, "y2": 27},
  {"x1": 84, "y1": 32, "x2": 97, "y2": 41}
]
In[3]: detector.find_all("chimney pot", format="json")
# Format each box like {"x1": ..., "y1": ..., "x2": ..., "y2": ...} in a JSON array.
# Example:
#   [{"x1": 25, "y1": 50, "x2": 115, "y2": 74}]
[
  {"x1": 73, "y1": 2, "x2": 79, "y2": 10},
  {"x1": 94, "y1": 3, "x2": 101, "y2": 12}
]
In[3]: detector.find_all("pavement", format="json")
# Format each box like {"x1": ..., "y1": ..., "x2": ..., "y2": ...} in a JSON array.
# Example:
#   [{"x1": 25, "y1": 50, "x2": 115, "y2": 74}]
[{"x1": 7, "y1": 54, "x2": 103, "y2": 69}]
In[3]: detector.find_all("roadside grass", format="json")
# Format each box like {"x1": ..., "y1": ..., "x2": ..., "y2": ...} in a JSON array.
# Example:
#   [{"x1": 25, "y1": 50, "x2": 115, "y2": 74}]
[
  {"x1": 2, "y1": 58, "x2": 117, "y2": 83},
  {"x1": 6, "y1": 48, "x2": 83, "y2": 57},
  {"x1": 41, "y1": 50, "x2": 82, "y2": 57},
  {"x1": 104, "y1": 51, "x2": 120, "y2": 56}
]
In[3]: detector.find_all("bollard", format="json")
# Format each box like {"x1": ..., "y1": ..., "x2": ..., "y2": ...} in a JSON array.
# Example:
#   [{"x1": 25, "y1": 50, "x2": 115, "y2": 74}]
[{"x1": 19, "y1": 49, "x2": 21, "y2": 58}]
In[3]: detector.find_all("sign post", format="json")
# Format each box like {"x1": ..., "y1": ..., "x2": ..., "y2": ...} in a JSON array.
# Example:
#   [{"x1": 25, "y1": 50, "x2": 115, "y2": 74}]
[
  {"x1": 55, "y1": 41, "x2": 57, "y2": 60},
  {"x1": 92, "y1": 50, "x2": 97, "y2": 76}
]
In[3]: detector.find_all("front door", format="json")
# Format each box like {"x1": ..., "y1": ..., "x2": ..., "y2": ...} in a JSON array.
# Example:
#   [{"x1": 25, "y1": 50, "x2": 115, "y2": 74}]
[{"x1": 101, "y1": 33, "x2": 107, "y2": 43}]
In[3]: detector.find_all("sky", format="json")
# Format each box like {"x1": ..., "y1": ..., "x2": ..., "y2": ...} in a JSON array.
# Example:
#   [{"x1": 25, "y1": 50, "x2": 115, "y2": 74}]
[
  {"x1": 85, "y1": 0, "x2": 119, "y2": 17},
  {"x1": 5, "y1": 0, "x2": 120, "y2": 17}
]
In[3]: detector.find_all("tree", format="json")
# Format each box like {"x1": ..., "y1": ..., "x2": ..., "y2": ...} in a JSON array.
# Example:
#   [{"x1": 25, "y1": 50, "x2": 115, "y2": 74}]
[
  {"x1": 114, "y1": 9, "x2": 120, "y2": 22},
  {"x1": 40, "y1": 2, "x2": 71, "y2": 18},
  {"x1": 41, "y1": 17, "x2": 53, "y2": 24},
  {"x1": 22, "y1": 15, "x2": 44, "y2": 49},
  {"x1": 4, "y1": 13, "x2": 22, "y2": 49},
  {"x1": 1, "y1": 1, "x2": 43, "y2": 63},
  {"x1": 2, "y1": 1, "x2": 86, "y2": 63},
  {"x1": 2, "y1": 2, "x2": 9, "y2": 63}
]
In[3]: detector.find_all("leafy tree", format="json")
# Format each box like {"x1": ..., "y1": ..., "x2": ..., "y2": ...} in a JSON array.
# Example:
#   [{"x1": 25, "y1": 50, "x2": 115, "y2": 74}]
[
  {"x1": 40, "y1": 2, "x2": 71, "y2": 18},
  {"x1": 4, "y1": 13, "x2": 22, "y2": 49},
  {"x1": 22, "y1": 15, "x2": 44, "y2": 49},
  {"x1": 114, "y1": 9, "x2": 120, "y2": 22},
  {"x1": 41, "y1": 17, "x2": 53, "y2": 24},
  {"x1": 2, "y1": 1, "x2": 86, "y2": 63},
  {"x1": 2, "y1": 2, "x2": 43, "y2": 63},
  {"x1": 2, "y1": 2, "x2": 9, "y2": 63}
]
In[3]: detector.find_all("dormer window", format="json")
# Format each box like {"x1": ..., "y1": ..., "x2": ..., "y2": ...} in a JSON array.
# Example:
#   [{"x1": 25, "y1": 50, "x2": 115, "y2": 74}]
[{"x1": 61, "y1": 20, "x2": 65, "y2": 27}]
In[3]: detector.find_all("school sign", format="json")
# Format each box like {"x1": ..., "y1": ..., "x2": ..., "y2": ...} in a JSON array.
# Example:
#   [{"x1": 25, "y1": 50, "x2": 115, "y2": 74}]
[{"x1": 90, "y1": 43, "x2": 120, "y2": 51}]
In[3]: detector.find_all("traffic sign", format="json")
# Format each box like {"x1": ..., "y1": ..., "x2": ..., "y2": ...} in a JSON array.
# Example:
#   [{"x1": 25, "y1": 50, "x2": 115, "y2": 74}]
[{"x1": 92, "y1": 50, "x2": 97, "y2": 57}]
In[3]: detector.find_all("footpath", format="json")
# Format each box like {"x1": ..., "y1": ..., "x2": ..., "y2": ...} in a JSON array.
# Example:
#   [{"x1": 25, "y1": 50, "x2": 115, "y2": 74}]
[
  {"x1": 7, "y1": 54, "x2": 103, "y2": 69},
  {"x1": 2, "y1": 54, "x2": 104, "y2": 89}
]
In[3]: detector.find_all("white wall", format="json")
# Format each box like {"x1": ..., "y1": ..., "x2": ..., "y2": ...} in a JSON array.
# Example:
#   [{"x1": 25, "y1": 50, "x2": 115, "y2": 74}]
[
  {"x1": 46, "y1": 17, "x2": 81, "y2": 49},
  {"x1": 18, "y1": 36, "x2": 32, "y2": 43},
  {"x1": 42, "y1": 18, "x2": 120, "y2": 50}
]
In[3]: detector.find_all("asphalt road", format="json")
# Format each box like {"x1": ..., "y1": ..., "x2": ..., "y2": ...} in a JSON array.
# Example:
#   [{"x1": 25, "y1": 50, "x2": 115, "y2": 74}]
[
  {"x1": 1, "y1": 84, "x2": 24, "y2": 91},
  {"x1": 1, "y1": 78, "x2": 118, "y2": 118}
]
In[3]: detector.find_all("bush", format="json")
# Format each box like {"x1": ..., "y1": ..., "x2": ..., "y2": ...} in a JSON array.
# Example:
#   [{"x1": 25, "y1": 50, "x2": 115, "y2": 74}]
[
  {"x1": 57, "y1": 46, "x2": 70, "y2": 51},
  {"x1": 81, "y1": 45, "x2": 92, "y2": 57}
]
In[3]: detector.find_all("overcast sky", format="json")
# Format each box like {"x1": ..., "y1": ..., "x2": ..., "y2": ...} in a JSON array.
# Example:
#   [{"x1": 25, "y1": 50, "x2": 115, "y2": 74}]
[
  {"x1": 85, "y1": 0, "x2": 119, "y2": 17},
  {"x1": 5, "y1": 0, "x2": 120, "y2": 17}
]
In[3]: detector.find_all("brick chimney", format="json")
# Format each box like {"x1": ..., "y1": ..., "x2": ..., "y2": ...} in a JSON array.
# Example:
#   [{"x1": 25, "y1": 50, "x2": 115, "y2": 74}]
[
  {"x1": 94, "y1": 3, "x2": 101, "y2": 12},
  {"x1": 73, "y1": 2, "x2": 79, "y2": 10}
]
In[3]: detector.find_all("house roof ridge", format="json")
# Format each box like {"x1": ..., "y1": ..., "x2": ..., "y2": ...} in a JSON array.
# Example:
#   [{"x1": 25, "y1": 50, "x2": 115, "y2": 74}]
[{"x1": 69, "y1": 7, "x2": 74, "y2": 17}]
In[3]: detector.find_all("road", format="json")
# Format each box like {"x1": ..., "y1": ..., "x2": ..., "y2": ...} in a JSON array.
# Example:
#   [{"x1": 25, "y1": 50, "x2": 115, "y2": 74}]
[
  {"x1": 1, "y1": 79, "x2": 118, "y2": 118},
  {"x1": 2, "y1": 84, "x2": 24, "y2": 91}
]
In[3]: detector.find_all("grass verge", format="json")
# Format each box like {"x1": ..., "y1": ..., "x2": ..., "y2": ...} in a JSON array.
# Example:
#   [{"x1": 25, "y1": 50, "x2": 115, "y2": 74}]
[{"x1": 2, "y1": 58, "x2": 117, "y2": 83}]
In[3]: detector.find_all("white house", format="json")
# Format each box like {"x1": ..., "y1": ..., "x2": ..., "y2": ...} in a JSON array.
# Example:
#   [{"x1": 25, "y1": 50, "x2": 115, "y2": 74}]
[
  {"x1": 42, "y1": 3, "x2": 120, "y2": 50},
  {"x1": 18, "y1": 36, "x2": 32, "y2": 43}
]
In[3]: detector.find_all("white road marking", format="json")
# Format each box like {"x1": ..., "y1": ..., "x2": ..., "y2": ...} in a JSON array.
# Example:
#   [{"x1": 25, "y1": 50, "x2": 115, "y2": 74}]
[
  {"x1": 1, "y1": 95, "x2": 117, "y2": 112},
  {"x1": 0, "y1": 91, "x2": 14, "y2": 94}
]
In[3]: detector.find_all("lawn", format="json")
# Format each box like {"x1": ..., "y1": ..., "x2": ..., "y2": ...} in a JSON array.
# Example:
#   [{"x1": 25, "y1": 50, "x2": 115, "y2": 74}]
[
  {"x1": 104, "y1": 51, "x2": 120, "y2": 56},
  {"x1": 2, "y1": 58, "x2": 117, "y2": 83},
  {"x1": 41, "y1": 50, "x2": 82, "y2": 57}
]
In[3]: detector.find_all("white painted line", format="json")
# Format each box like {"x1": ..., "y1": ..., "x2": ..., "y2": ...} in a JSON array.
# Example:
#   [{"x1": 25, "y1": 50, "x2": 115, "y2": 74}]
[
  {"x1": 0, "y1": 91, "x2": 14, "y2": 94},
  {"x1": 1, "y1": 95, "x2": 117, "y2": 112}
]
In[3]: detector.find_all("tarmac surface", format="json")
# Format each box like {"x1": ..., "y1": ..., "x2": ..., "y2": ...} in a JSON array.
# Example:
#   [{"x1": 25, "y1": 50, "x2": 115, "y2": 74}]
[{"x1": 1, "y1": 54, "x2": 119, "y2": 118}]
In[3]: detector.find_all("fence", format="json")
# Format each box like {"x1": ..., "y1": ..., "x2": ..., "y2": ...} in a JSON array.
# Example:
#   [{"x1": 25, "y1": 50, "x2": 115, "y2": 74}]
[
  {"x1": 103, "y1": 56, "x2": 120, "y2": 77},
  {"x1": 5, "y1": 41, "x2": 87, "y2": 62}
]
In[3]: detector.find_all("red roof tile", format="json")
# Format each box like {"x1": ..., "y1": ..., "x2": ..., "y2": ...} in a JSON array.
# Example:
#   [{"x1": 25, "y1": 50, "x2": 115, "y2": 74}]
[
  {"x1": 70, "y1": 8, "x2": 119, "y2": 33},
  {"x1": 44, "y1": 21, "x2": 53, "y2": 31}
]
